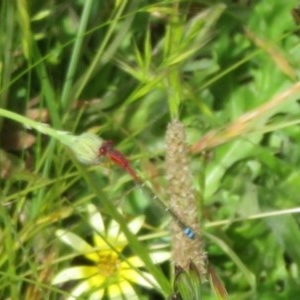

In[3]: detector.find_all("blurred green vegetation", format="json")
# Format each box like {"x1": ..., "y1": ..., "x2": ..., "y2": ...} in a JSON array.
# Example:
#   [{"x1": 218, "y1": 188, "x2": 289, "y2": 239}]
[{"x1": 1, "y1": 0, "x2": 300, "y2": 299}]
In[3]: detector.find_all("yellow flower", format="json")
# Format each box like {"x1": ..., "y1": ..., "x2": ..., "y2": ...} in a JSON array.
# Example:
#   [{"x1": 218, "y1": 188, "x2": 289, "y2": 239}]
[{"x1": 52, "y1": 204, "x2": 170, "y2": 299}]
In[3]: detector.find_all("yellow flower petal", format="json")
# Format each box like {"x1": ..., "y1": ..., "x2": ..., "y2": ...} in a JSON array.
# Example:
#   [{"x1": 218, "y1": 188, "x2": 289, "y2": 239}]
[
  {"x1": 93, "y1": 233, "x2": 111, "y2": 250},
  {"x1": 52, "y1": 266, "x2": 101, "y2": 284},
  {"x1": 107, "y1": 283, "x2": 121, "y2": 298},
  {"x1": 56, "y1": 229, "x2": 99, "y2": 262}
]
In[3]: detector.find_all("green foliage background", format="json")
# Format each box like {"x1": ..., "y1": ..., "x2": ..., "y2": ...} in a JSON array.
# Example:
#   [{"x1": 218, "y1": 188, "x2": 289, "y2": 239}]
[{"x1": 1, "y1": 0, "x2": 300, "y2": 299}]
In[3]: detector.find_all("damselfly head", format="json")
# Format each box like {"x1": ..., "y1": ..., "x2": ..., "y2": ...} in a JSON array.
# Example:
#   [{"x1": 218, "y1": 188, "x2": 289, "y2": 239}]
[{"x1": 99, "y1": 140, "x2": 114, "y2": 157}]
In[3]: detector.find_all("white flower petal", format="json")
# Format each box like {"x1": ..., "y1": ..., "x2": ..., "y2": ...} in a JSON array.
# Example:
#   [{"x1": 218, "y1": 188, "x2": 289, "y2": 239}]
[
  {"x1": 122, "y1": 256, "x2": 145, "y2": 268},
  {"x1": 56, "y1": 229, "x2": 92, "y2": 252},
  {"x1": 55, "y1": 229, "x2": 99, "y2": 262},
  {"x1": 121, "y1": 251, "x2": 170, "y2": 269},
  {"x1": 107, "y1": 282, "x2": 138, "y2": 300},
  {"x1": 52, "y1": 266, "x2": 99, "y2": 284},
  {"x1": 127, "y1": 215, "x2": 145, "y2": 234},
  {"x1": 89, "y1": 289, "x2": 105, "y2": 300},
  {"x1": 122, "y1": 270, "x2": 159, "y2": 289},
  {"x1": 87, "y1": 204, "x2": 105, "y2": 233},
  {"x1": 150, "y1": 251, "x2": 171, "y2": 264},
  {"x1": 67, "y1": 280, "x2": 92, "y2": 299},
  {"x1": 119, "y1": 281, "x2": 139, "y2": 299},
  {"x1": 115, "y1": 215, "x2": 145, "y2": 245},
  {"x1": 107, "y1": 219, "x2": 120, "y2": 240}
]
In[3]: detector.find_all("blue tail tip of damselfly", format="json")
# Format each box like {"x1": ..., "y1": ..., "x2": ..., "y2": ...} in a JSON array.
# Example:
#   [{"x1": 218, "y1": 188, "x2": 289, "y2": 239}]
[{"x1": 183, "y1": 227, "x2": 195, "y2": 240}]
